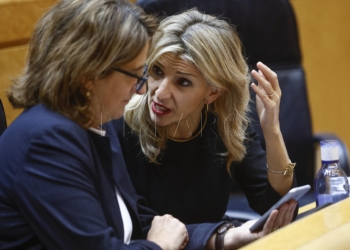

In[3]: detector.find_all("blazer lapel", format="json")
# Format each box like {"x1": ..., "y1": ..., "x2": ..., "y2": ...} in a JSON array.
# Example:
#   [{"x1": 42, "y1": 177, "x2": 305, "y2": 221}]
[
  {"x1": 102, "y1": 122, "x2": 143, "y2": 238},
  {"x1": 88, "y1": 131, "x2": 125, "y2": 241}
]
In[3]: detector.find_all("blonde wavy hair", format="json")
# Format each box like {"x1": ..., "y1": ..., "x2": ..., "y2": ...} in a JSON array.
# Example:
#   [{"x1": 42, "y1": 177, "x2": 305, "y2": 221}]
[
  {"x1": 125, "y1": 9, "x2": 251, "y2": 170},
  {"x1": 7, "y1": 0, "x2": 157, "y2": 128}
]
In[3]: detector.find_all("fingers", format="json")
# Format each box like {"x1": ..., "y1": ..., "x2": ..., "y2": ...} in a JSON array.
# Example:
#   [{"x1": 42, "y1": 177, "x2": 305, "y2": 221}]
[
  {"x1": 250, "y1": 81, "x2": 276, "y2": 106},
  {"x1": 180, "y1": 232, "x2": 189, "y2": 249},
  {"x1": 149, "y1": 214, "x2": 188, "y2": 249},
  {"x1": 273, "y1": 203, "x2": 289, "y2": 227},
  {"x1": 256, "y1": 62, "x2": 281, "y2": 95},
  {"x1": 266, "y1": 200, "x2": 298, "y2": 235},
  {"x1": 285, "y1": 201, "x2": 298, "y2": 225},
  {"x1": 262, "y1": 210, "x2": 278, "y2": 235},
  {"x1": 250, "y1": 62, "x2": 281, "y2": 105},
  {"x1": 152, "y1": 215, "x2": 166, "y2": 226},
  {"x1": 277, "y1": 201, "x2": 297, "y2": 227},
  {"x1": 152, "y1": 214, "x2": 174, "y2": 225}
]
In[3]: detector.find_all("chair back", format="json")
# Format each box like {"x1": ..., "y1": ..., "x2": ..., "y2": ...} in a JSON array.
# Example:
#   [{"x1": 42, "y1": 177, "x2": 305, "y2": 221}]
[{"x1": 0, "y1": 99, "x2": 7, "y2": 136}]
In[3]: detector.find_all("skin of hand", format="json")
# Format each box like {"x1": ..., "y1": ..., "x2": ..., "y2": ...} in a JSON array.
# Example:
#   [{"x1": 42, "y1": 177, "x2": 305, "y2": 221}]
[
  {"x1": 223, "y1": 200, "x2": 298, "y2": 249},
  {"x1": 250, "y1": 61, "x2": 293, "y2": 196},
  {"x1": 250, "y1": 61, "x2": 282, "y2": 133},
  {"x1": 147, "y1": 214, "x2": 189, "y2": 250}
]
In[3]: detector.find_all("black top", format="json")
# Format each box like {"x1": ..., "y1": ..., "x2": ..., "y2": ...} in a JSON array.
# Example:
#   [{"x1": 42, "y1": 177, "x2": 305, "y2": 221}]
[{"x1": 113, "y1": 113, "x2": 291, "y2": 224}]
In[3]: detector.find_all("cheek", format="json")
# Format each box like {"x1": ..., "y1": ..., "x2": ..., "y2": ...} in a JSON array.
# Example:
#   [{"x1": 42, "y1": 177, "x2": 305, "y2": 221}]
[
  {"x1": 147, "y1": 80, "x2": 158, "y2": 94},
  {"x1": 107, "y1": 86, "x2": 124, "y2": 108},
  {"x1": 178, "y1": 92, "x2": 206, "y2": 112}
]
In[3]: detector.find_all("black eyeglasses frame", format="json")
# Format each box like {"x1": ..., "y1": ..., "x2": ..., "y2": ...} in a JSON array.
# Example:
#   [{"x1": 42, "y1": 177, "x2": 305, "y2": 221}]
[{"x1": 112, "y1": 65, "x2": 148, "y2": 92}]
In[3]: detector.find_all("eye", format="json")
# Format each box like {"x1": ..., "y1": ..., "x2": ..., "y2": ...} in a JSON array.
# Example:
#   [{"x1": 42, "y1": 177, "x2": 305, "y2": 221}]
[
  {"x1": 152, "y1": 65, "x2": 163, "y2": 76},
  {"x1": 177, "y1": 77, "x2": 192, "y2": 87}
]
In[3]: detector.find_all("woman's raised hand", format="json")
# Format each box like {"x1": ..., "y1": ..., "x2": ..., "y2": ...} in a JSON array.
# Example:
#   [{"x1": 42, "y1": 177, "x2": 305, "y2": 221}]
[
  {"x1": 147, "y1": 214, "x2": 189, "y2": 250},
  {"x1": 250, "y1": 62, "x2": 282, "y2": 133}
]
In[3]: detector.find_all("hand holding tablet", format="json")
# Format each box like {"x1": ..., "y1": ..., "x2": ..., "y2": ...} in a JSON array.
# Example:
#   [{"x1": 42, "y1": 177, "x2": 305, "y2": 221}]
[{"x1": 249, "y1": 185, "x2": 311, "y2": 232}]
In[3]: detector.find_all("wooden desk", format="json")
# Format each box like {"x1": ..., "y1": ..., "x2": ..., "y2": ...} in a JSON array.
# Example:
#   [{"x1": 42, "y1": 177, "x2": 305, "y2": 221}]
[
  {"x1": 242, "y1": 198, "x2": 350, "y2": 249},
  {"x1": 298, "y1": 202, "x2": 315, "y2": 214}
]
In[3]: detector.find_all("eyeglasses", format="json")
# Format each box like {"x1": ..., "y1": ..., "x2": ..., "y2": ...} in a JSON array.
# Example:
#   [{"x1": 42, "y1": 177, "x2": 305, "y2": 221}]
[{"x1": 113, "y1": 65, "x2": 148, "y2": 92}]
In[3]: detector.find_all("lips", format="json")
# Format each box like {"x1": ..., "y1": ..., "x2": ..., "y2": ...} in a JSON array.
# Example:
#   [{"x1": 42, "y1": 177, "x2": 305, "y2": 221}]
[{"x1": 151, "y1": 101, "x2": 172, "y2": 116}]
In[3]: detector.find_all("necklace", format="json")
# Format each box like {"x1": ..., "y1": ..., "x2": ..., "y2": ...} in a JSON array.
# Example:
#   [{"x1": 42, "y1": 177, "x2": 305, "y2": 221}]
[{"x1": 167, "y1": 110, "x2": 208, "y2": 142}]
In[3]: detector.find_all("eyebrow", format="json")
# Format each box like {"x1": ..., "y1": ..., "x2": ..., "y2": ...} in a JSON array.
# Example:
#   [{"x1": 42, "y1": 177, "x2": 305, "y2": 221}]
[
  {"x1": 156, "y1": 61, "x2": 198, "y2": 77},
  {"x1": 176, "y1": 71, "x2": 197, "y2": 77}
]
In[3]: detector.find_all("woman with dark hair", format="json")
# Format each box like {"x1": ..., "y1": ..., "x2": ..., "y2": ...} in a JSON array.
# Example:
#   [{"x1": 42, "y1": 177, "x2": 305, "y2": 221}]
[{"x1": 0, "y1": 1, "x2": 189, "y2": 249}]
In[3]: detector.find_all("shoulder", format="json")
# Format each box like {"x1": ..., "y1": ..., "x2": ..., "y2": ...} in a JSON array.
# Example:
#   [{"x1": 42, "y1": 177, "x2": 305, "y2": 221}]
[
  {"x1": 10, "y1": 104, "x2": 84, "y2": 134},
  {"x1": 1, "y1": 104, "x2": 91, "y2": 158},
  {"x1": 0, "y1": 105, "x2": 96, "y2": 190}
]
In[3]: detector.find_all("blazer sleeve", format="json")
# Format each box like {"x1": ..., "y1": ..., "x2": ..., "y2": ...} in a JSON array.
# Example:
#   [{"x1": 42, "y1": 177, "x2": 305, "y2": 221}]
[
  {"x1": 231, "y1": 124, "x2": 298, "y2": 216},
  {"x1": 12, "y1": 124, "x2": 161, "y2": 250},
  {"x1": 137, "y1": 198, "x2": 225, "y2": 250}
]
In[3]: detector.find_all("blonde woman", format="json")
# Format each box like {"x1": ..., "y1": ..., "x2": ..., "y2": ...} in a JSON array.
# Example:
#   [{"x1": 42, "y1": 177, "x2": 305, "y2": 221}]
[{"x1": 114, "y1": 9, "x2": 298, "y2": 248}]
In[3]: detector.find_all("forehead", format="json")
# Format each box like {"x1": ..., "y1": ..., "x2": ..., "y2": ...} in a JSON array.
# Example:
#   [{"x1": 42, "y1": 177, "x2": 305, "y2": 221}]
[{"x1": 157, "y1": 53, "x2": 200, "y2": 74}]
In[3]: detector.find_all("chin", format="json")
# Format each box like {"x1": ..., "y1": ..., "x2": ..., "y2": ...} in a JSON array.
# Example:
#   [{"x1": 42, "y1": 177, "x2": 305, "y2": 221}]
[
  {"x1": 114, "y1": 112, "x2": 124, "y2": 120},
  {"x1": 150, "y1": 114, "x2": 171, "y2": 127},
  {"x1": 110, "y1": 109, "x2": 124, "y2": 120}
]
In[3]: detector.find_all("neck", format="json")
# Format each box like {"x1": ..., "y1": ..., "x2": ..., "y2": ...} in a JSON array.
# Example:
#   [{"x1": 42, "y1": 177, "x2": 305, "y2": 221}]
[{"x1": 167, "y1": 110, "x2": 207, "y2": 141}]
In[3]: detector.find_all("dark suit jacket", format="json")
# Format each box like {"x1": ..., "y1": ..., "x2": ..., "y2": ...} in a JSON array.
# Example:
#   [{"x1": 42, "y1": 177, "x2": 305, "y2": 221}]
[
  {"x1": 0, "y1": 104, "x2": 222, "y2": 249},
  {"x1": 0, "y1": 104, "x2": 162, "y2": 249}
]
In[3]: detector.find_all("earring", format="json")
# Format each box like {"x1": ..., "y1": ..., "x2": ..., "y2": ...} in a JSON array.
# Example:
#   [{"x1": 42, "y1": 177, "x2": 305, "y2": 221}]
[
  {"x1": 86, "y1": 91, "x2": 91, "y2": 98},
  {"x1": 206, "y1": 103, "x2": 209, "y2": 112}
]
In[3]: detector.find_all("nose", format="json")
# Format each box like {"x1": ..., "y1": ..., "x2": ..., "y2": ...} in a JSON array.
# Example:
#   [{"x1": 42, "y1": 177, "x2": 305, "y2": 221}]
[{"x1": 154, "y1": 78, "x2": 172, "y2": 101}]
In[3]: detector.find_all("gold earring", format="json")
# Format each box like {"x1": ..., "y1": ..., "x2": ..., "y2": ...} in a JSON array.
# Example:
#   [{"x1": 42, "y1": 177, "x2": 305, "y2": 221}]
[
  {"x1": 86, "y1": 91, "x2": 91, "y2": 98},
  {"x1": 206, "y1": 103, "x2": 209, "y2": 112}
]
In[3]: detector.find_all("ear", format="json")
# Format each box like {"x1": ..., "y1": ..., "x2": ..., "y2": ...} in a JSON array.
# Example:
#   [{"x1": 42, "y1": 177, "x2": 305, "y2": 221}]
[
  {"x1": 206, "y1": 87, "x2": 223, "y2": 104},
  {"x1": 84, "y1": 81, "x2": 93, "y2": 91},
  {"x1": 80, "y1": 80, "x2": 93, "y2": 95}
]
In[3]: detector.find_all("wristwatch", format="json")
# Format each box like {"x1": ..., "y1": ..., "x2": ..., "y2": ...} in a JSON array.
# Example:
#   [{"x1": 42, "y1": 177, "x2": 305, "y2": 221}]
[{"x1": 215, "y1": 222, "x2": 234, "y2": 250}]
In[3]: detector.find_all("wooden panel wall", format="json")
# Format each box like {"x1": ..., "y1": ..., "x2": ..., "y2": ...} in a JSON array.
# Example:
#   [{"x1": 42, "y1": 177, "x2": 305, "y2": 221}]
[
  {"x1": 0, "y1": 0, "x2": 57, "y2": 124},
  {"x1": 0, "y1": 45, "x2": 27, "y2": 123},
  {"x1": 290, "y1": 0, "x2": 350, "y2": 151}
]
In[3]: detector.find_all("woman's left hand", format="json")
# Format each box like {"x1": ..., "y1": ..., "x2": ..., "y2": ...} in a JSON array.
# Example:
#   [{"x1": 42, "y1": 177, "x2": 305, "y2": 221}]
[
  {"x1": 223, "y1": 200, "x2": 297, "y2": 249},
  {"x1": 250, "y1": 62, "x2": 282, "y2": 132}
]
